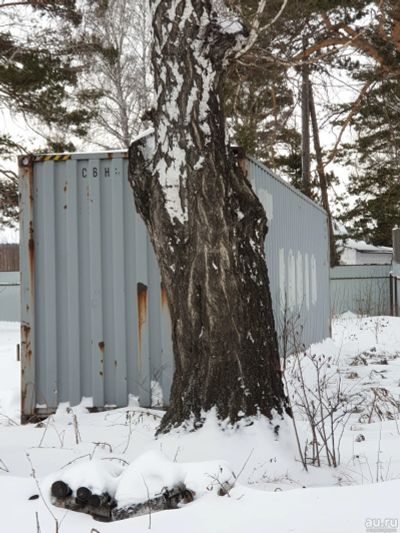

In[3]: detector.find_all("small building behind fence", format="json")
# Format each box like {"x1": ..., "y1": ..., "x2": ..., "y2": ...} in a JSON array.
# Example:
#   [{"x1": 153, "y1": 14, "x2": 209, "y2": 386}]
[
  {"x1": 341, "y1": 239, "x2": 392, "y2": 266},
  {"x1": 331, "y1": 229, "x2": 400, "y2": 318}
]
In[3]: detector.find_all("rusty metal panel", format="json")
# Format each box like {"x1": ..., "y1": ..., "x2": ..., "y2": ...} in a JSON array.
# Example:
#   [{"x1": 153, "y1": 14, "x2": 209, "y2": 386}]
[
  {"x1": 20, "y1": 150, "x2": 330, "y2": 417},
  {"x1": 19, "y1": 155, "x2": 36, "y2": 419},
  {"x1": 247, "y1": 156, "x2": 331, "y2": 351}
]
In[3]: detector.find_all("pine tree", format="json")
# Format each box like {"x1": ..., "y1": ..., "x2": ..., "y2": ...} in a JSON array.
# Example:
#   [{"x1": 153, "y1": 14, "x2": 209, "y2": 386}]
[
  {"x1": 224, "y1": 60, "x2": 300, "y2": 174},
  {"x1": 338, "y1": 74, "x2": 400, "y2": 246},
  {"x1": 0, "y1": 0, "x2": 103, "y2": 226}
]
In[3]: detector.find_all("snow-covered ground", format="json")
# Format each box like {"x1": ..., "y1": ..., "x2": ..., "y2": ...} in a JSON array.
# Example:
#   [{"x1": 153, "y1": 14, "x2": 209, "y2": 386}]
[{"x1": 0, "y1": 315, "x2": 399, "y2": 532}]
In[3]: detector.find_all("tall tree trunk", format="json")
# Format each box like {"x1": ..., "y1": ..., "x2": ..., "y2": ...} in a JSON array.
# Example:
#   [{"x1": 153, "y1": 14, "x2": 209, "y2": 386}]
[
  {"x1": 301, "y1": 35, "x2": 311, "y2": 197},
  {"x1": 308, "y1": 81, "x2": 339, "y2": 266},
  {"x1": 129, "y1": 0, "x2": 289, "y2": 432}
]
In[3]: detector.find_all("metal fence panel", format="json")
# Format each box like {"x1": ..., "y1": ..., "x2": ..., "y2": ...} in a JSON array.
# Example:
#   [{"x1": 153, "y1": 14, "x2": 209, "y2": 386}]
[
  {"x1": 391, "y1": 229, "x2": 400, "y2": 316},
  {"x1": 0, "y1": 271, "x2": 20, "y2": 321},
  {"x1": 247, "y1": 157, "x2": 331, "y2": 352},
  {"x1": 393, "y1": 229, "x2": 400, "y2": 277},
  {"x1": 330, "y1": 265, "x2": 392, "y2": 317},
  {"x1": 20, "y1": 151, "x2": 331, "y2": 418},
  {"x1": 390, "y1": 274, "x2": 400, "y2": 317}
]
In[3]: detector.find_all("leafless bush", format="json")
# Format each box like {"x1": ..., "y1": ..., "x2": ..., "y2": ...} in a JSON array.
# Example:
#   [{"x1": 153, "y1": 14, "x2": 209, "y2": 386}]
[
  {"x1": 280, "y1": 303, "x2": 363, "y2": 468},
  {"x1": 365, "y1": 387, "x2": 400, "y2": 430},
  {"x1": 286, "y1": 349, "x2": 361, "y2": 467},
  {"x1": 26, "y1": 453, "x2": 61, "y2": 533}
]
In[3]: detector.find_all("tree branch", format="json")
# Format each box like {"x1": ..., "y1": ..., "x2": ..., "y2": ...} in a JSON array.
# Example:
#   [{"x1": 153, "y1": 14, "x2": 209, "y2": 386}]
[
  {"x1": 235, "y1": 0, "x2": 288, "y2": 59},
  {"x1": 0, "y1": 1, "x2": 40, "y2": 8},
  {"x1": 324, "y1": 79, "x2": 376, "y2": 169}
]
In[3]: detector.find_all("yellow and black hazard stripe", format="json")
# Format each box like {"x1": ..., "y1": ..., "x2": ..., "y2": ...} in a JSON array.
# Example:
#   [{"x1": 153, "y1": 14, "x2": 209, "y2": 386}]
[{"x1": 34, "y1": 154, "x2": 71, "y2": 162}]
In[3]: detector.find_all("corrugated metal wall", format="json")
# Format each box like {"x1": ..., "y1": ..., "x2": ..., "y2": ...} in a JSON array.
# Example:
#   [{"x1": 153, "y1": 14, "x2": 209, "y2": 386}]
[
  {"x1": 20, "y1": 153, "x2": 173, "y2": 418},
  {"x1": 20, "y1": 152, "x2": 330, "y2": 418},
  {"x1": 247, "y1": 157, "x2": 331, "y2": 352},
  {"x1": 330, "y1": 265, "x2": 392, "y2": 317}
]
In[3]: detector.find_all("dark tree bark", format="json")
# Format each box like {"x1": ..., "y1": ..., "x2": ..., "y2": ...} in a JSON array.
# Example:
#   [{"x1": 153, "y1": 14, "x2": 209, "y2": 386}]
[{"x1": 129, "y1": 0, "x2": 289, "y2": 432}]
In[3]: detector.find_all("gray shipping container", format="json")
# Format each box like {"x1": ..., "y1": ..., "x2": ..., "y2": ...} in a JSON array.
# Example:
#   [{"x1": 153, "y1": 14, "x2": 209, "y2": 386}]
[{"x1": 19, "y1": 151, "x2": 330, "y2": 420}]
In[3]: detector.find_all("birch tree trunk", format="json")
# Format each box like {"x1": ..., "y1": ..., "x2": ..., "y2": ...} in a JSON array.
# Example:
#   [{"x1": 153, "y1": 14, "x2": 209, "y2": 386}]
[{"x1": 129, "y1": 0, "x2": 289, "y2": 432}]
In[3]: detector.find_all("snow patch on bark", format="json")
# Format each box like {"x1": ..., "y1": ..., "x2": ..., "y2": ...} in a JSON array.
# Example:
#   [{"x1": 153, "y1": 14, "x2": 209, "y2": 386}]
[
  {"x1": 218, "y1": 18, "x2": 243, "y2": 35},
  {"x1": 155, "y1": 140, "x2": 188, "y2": 224}
]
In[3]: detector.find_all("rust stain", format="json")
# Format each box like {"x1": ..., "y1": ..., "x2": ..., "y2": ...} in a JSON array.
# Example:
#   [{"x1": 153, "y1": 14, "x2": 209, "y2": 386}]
[
  {"x1": 98, "y1": 341, "x2": 104, "y2": 371},
  {"x1": 21, "y1": 324, "x2": 32, "y2": 359},
  {"x1": 63, "y1": 182, "x2": 68, "y2": 209},
  {"x1": 27, "y1": 160, "x2": 35, "y2": 296},
  {"x1": 137, "y1": 282, "x2": 148, "y2": 353},
  {"x1": 21, "y1": 323, "x2": 33, "y2": 416},
  {"x1": 21, "y1": 158, "x2": 35, "y2": 419},
  {"x1": 21, "y1": 383, "x2": 27, "y2": 414},
  {"x1": 160, "y1": 283, "x2": 168, "y2": 308},
  {"x1": 28, "y1": 224, "x2": 34, "y2": 264},
  {"x1": 28, "y1": 222, "x2": 35, "y2": 295}
]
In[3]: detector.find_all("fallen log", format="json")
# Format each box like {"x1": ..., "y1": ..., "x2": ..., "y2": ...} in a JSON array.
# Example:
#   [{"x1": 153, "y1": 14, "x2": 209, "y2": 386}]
[
  {"x1": 50, "y1": 479, "x2": 193, "y2": 522},
  {"x1": 111, "y1": 484, "x2": 194, "y2": 521},
  {"x1": 51, "y1": 481, "x2": 71, "y2": 499}
]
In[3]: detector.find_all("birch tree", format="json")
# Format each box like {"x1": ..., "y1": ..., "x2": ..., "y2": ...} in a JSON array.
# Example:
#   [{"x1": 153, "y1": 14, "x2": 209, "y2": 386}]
[
  {"x1": 129, "y1": 0, "x2": 290, "y2": 432},
  {"x1": 83, "y1": 0, "x2": 153, "y2": 148}
]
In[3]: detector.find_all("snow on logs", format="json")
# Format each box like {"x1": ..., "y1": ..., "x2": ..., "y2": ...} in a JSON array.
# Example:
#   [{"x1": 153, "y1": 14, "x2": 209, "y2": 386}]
[{"x1": 48, "y1": 451, "x2": 235, "y2": 522}]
